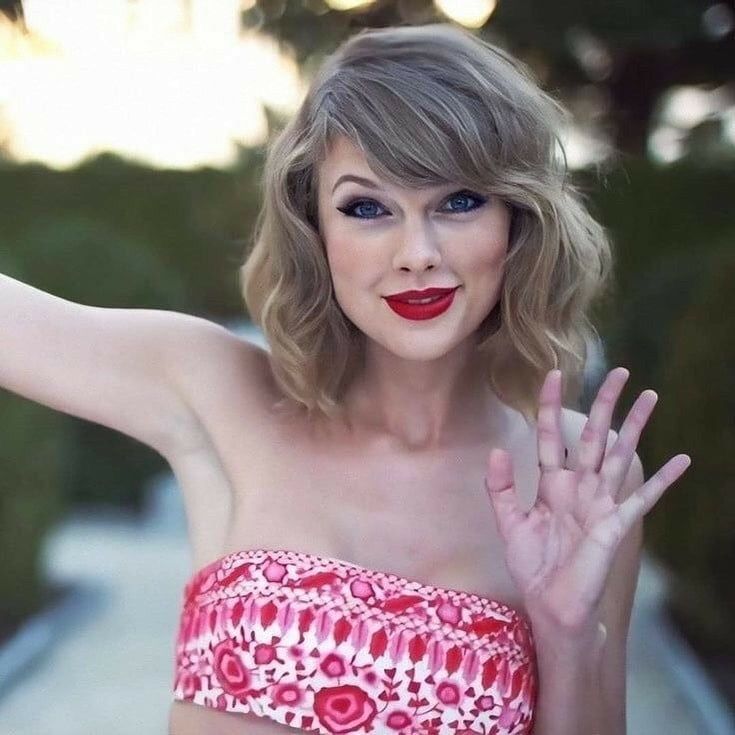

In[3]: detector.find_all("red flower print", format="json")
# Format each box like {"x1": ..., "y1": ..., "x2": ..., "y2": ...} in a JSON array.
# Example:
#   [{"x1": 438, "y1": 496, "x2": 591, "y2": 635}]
[
  {"x1": 381, "y1": 594, "x2": 425, "y2": 614},
  {"x1": 436, "y1": 601, "x2": 461, "y2": 625},
  {"x1": 254, "y1": 643, "x2": 277, "y2": 665},
  {"x1": 467, "y1": 616, "x2": 507, "y2": 637},
  {"x1": 176, "y1": 671, "x2": 200, "y2": 699},
  {"x1": 349, "y1": 578, "x2": 375, "y2": 600},
  {"x1": 176, "y1": 552, "x2": 537, "y2": 732},
  {"x1": 476, "y1": 693, "x2": 497, "y2": 711},
  {"x1": 386, "y1": 710, "x2": 413, "y2": 730},
  {"x1": 511, "y1": 618, "x2": 532, "y2": 649},
  {"x1": 263, "y1": 560, "x2": 287, "y2": 582},
  {"x1": 295, "y1": 571, "x2": 343, "y2": 589},
  {"x1": 313, "y1": 684, "x2": 378, "y2": 733},
  {"x1": 498, "y1": 701, "x2": 522, "y2": 729},
  {"x1": 273, "y1": 682, "x2": 304, "y2": 707},
  {"x1": 213, "y1": 640, "x2": 254, "y2": 698},
  {"x1": 436, "y1": 680, "x2": 460, "y2": 705},
  {"x1": 320, "y1": 652, "x2": 347, "y2": 678}
]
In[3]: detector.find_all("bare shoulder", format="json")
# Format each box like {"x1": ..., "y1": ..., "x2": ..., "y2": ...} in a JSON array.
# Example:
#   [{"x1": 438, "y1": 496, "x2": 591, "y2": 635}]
[{"x1": 163, "y1": 317, "x2": 277, "y2": 457}]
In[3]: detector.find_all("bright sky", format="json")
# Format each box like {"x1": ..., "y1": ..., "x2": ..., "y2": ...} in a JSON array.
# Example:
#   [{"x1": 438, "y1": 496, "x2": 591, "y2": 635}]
[
  {"x1": 1, "y1": 0, "x2": 727, "y2": 170},
  {"x1": 0, "y1": 0, "x2": 305, "y2": 169}
]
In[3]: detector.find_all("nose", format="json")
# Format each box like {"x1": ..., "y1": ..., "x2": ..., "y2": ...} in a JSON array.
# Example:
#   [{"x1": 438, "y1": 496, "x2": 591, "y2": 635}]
[{"x1": 392, "y1": 219, "x2": 442, "y2": 272}]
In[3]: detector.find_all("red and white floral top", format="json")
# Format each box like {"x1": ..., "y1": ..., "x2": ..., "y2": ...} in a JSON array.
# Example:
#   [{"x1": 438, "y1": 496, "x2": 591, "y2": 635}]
[{"x1": 173, "y1": 548, "x2": 537, "y2": 734}]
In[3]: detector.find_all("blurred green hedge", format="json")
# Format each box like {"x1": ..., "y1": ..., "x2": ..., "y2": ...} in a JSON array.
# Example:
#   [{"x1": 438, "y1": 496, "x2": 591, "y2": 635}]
[
  {"x1": 0, "y1": 395, "x2": 65, "y2": 630},
  {"x1": 644, "y1": 244, "x2": 735, "y2": 659},
  {"x1": 587, "y1": 160, "x2": 735, "y2": 663}
]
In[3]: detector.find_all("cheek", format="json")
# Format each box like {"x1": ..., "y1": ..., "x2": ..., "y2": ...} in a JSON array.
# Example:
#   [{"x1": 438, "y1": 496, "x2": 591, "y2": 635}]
[
  {"x1": 325, "y1": 236, "x2": 354, "y2": 280},
  {"x1": 461, "y1": 223, "x2": 508, "y2": 275},
  {"x1": 324, "y1": 233, "x2": 376, "y2": 296}
]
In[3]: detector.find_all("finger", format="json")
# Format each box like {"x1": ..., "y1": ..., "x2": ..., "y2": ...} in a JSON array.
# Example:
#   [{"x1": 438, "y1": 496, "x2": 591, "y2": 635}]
[
  {"x1": 575, "y1": 467, "x2": 605, "y2": 526},
  {"x1": 597, "y1": 389, "x2": 658, "y2": 503},
  {"x1": 577, "y1": 367, "x2": 630, "y2": 474},
  {"x1": 615, "y1": 454, "x2": 692, "y2": 536},
  {"x1": 537, "y1": 370, "x2": 565, "y2": 473},
  {"x1": 567, "y1": 453, "x2": 691, "y2": 618},
  {"x1": 485, "y1": 448, "x2": 527, "y2": 540}
]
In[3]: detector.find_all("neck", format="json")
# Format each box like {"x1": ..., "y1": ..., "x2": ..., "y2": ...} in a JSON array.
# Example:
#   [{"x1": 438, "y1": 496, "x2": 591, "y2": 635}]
[{"x1": 337, "y1": 341, "x2": 507, "y2": 453}]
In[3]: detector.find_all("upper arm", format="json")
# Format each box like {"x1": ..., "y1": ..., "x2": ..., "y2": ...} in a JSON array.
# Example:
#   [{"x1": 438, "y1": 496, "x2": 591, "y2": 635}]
[{"x1": 0, "y1": 274, "x2": 229, "y2": 458}]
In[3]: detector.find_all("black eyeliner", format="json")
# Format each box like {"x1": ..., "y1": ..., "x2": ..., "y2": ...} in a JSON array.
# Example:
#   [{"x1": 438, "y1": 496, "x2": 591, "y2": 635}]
[{"x1": 336, "y1": 189, "x2": 487, "y2": 218}]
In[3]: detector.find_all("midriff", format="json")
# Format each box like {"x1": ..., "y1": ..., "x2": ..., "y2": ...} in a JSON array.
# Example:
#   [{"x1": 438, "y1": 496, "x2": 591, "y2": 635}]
[{"x1": 169, "y1": 700, "x2": 297, "y2": 734}]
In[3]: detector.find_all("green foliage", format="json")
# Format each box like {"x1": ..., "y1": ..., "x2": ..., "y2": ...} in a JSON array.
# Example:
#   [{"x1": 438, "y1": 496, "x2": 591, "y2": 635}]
[
  {"x1": 0, "y1": 153, "x2": 264, "y2": 317},
  {"x1": 0, "y1": 394, "x2": 65, "y2": 625},
  {"x1": 580, "y1": 160, "x2": 735, "y2": 660},
  {"x1": 7, "y1": 215, "x2": 187, "y2": 308},
  {"x1": 604, "y1": 248, "x2": 713, "y2": 410},
  {"x1": 645, "y1": 243, "x2": 735, "y2": 657},
  {"x1": 61, "y1": 421, "x2": 167, "y2": 514},
  {"x1": 587, "y1": 159, "x2": 735, "y2": 429}
]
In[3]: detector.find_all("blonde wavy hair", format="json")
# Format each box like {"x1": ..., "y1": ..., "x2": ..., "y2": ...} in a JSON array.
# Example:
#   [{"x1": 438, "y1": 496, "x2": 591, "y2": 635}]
[{"x1": 240, "y1": 22, "x2": 615, "y2": 426}]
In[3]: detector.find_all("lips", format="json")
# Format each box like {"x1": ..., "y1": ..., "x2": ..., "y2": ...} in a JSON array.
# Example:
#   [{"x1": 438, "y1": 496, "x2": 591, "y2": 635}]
[
  {"x1": 384, "y1": 287, "x2": 458, "y2": 320},
  {"x1": 385, "y1": 287, "x2": 459, "y2": 302}
]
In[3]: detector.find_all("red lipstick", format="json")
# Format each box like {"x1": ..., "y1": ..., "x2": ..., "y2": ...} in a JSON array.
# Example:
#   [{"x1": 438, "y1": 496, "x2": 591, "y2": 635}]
[{"x1": 384, "y1": 287, "x2": 459, "y2": 321}]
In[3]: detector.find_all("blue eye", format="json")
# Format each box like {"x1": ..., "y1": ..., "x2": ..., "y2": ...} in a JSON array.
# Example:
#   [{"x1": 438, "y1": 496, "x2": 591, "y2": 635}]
[
  {"x1": 337, "y1": 199, "x2": 387, "y2": 219},
  {"x1": 442, "y1": 191, "x2": 486, "y2": 213},
  {"x1": 337, "y1": 189, "x2": 487, "y2": 220}
]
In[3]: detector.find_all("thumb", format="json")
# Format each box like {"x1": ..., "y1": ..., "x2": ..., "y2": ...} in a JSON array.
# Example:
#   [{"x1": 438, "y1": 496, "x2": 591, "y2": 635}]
[{"x1": 485, "y1": 448, "x2": 526, "y2": 539}]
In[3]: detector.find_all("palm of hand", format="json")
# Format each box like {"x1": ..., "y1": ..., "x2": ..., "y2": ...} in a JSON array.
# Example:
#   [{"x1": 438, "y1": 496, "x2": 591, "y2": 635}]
[{"x1": 485, "y1": 368, "x2": 691, "y2": 633}]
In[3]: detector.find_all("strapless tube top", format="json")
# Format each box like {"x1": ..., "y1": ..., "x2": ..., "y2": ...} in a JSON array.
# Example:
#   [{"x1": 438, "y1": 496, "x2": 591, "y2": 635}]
[{"x1": 173, "y1": 548, "x2": 537, "y2": 734}]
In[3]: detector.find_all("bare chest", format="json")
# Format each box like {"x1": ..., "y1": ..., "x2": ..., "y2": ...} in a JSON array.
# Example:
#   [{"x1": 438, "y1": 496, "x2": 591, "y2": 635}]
[
  {"x1": 168, "y1": 394, "x2": 541, "y2": 617},
  {"x1": 166, "y1": 368, "x2": 543, "y2": 735}
]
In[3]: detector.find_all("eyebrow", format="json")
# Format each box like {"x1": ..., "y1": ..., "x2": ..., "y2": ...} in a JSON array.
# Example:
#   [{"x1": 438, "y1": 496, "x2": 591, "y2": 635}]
[{"x1": 331, "y1": 174, "x2": 381, "y2": 194}]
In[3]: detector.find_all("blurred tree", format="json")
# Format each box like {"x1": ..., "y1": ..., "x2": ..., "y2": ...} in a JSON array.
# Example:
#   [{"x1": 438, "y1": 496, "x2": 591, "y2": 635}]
[
  {"x1": 0, "y1": 0, "x2": 22, "y2": 23},
  {"x1": 249, "y1": 0, "x2": 735, "y2": 158}
]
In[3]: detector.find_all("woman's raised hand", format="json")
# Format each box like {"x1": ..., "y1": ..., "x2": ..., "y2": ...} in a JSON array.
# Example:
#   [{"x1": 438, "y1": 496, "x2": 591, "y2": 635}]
[{"x1": 484, "y1": 367, "x2": 691, "y2": 635}]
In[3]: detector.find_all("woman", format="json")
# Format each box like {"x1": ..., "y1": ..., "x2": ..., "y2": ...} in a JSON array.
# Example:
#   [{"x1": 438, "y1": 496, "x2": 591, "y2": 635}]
[{"x1": 0, "y1": 22, "x2": 689, "y2": 735}]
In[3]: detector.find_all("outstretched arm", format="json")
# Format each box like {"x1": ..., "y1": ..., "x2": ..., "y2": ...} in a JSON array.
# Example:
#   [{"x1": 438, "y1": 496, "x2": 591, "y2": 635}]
[{"x1": 0, "y1": 272, "x2": 228, "y2": 459}]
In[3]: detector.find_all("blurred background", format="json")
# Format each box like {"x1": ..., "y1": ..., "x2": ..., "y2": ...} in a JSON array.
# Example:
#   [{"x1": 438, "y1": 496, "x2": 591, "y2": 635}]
[{"x1": 0, "y1": 1, "x2": 733, "y2": 733}]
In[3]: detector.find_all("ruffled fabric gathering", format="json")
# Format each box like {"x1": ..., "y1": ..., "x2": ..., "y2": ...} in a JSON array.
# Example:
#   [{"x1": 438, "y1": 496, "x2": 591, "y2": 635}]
[{"x1": 173, "y1": 548, "x2": 537, "y2": 734}]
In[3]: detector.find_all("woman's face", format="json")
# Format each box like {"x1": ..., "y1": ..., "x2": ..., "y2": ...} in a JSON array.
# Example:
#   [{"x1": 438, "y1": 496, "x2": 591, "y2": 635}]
[{"x1": 316, "y1": 135, "x2": 512, "y2": 361}]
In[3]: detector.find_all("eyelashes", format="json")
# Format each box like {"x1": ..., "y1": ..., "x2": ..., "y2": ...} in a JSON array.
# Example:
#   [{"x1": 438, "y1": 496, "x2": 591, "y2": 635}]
[{"x1": 336, "y1": 189, "x2": 488, "y2": 220}]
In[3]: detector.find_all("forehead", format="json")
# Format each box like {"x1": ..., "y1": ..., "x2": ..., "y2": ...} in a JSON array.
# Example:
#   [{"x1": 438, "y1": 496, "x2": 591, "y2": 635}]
[
  {"x1": 317, "y1": 134, "x2": 453, "y2": 196},
  {"x1": 319, "y1": 135, "x2": 371, "y2": 178}
]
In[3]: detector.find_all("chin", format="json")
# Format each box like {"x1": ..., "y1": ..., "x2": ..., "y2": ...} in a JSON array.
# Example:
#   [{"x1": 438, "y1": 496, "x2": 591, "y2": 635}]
[{"x1": 374, "y1": 331, "x2": 473, "y2": 361}]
